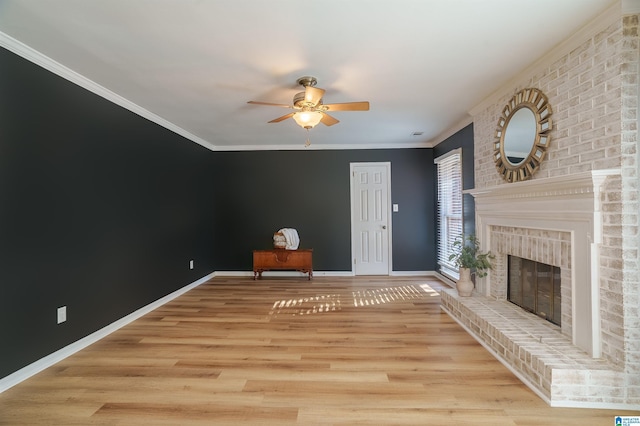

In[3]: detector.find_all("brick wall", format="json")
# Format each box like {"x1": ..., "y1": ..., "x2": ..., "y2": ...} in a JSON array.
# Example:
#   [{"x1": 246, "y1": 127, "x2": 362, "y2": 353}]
[
  {"x1": 470, "y1": 12, "x2": 640, "y2": 405},
  {"x1": 474, "y1": 17, "x2": 626, "y2": 363},
  {"x1": 475, "y1": 19, "x2": 623, "y2": 188},
  {"x1": 620, "y1": 15, "x2": 640, "y2": 383},
  {"x1": 489, "y1": 226, "x2": 573, "y2": 339}
]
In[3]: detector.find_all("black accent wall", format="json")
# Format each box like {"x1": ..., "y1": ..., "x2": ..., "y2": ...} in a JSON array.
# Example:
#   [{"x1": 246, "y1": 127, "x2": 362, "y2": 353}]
[
  {"x1": 212, "y1": 149, "x2": 436, "y2": 272},
  {"x1": 0, "y1": 47, "x2": 217, "y2": 378},
  {"x1": 0, "y1": 42, "x2": 458, "y2": 383}
]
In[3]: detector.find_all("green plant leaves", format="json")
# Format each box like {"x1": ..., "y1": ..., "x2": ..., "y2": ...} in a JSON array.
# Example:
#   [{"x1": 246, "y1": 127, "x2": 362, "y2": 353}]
[{"x1": 447, "y1": 234, "x2": 495, "y2": 277}]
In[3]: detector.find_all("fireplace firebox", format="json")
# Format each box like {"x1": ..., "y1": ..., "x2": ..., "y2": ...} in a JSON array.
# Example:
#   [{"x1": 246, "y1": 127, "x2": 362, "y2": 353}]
[{"x1": 507, "y1": 256, "x2": 561, "y2": 326}]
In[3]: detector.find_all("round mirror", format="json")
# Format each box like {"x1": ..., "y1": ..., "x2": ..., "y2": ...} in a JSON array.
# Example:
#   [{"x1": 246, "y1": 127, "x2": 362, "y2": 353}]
[
  {"x1": 503, "y1": 107, "x2": 536, "y2": 166},
  {"x1": 494, "y1": 88, "x2": 552, "y2": 183}
]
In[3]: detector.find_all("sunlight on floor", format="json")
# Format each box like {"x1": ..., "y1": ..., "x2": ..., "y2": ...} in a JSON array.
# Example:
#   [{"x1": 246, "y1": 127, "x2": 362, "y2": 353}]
[{"x1": 267, "y1": 283, "x2": 439, "y2": 319}]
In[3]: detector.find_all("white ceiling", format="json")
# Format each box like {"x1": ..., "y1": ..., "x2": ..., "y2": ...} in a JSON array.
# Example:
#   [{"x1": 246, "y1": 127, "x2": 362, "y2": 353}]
[{"x1": 0, "y1": 0, "x2": 616, "y2": 150}]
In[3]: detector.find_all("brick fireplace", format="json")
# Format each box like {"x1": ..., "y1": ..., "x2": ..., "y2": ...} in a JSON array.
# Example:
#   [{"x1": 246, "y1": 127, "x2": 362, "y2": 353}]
[
  {"x1": 440, "y1": 169, "x2": 629, "y2": 407},
  {"x1": 443, "y1": 6, "x2": 640, "y2": 410},
  {"x1": 491, "y1": 227, "x2": 571, "y2": 334}
]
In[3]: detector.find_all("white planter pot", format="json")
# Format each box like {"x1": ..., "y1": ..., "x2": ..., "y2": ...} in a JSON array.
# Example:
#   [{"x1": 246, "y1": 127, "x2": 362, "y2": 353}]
[{"x1": 456, "y1": 267, "x2": 474, "y2": 297}]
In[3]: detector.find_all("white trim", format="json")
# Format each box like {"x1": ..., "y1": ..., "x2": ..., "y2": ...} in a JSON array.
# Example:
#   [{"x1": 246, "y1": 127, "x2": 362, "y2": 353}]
[
  {"x1": 213, "y1": 271, "x2": 255, "y2": 277},
  {"x1": 0, "y1": 31, "x2": 216, "y2": 152},
  {"x1": 214, "y1": 270, "x2": 356, "y2": 278},
  {"x1": 0, "y1": 30, "x2": 433, "y2": 153},
  {"x1": 467, "y1": 169, "x2": 621, "y2": 358},
  {"x1": 212, "y1": 270, "x2": 437, "y2": 277},
  {"x1": 439, "y1": 265, "x2": 460, "y2": 282},
  {"x1": 434, "y1": 147, "x2": 462, "y2": 164},
  {"x1": 433, "y1": 272, "x2": 456, "y2": 288},
  {"x1": 434, "y1": 149, "x2": 464, "y2": 278},
  {"x1": 427, "y1": 116, "x2": 474, "y2": 148},
  {"x1": 0, "y1": 272, "x2": 215, "y2": 394},
  {"x1": 389, "y1": 270, "x2": 435, "y2": 277},
  {"x1": 309, "y1": 271, "x2": 355, "y2": 277},
  {"x1": 548, "y1": 400, "x2": 640, "y2": 410},
  {"x1": 622, "y1": 0, "x2": 640, "y2": 14},
  {"x1": 350, "y1": 162, "x2": 393, "y2": 276},
  {"x1": 214, "y1": 142, "x2": 432, "y2": 151}
]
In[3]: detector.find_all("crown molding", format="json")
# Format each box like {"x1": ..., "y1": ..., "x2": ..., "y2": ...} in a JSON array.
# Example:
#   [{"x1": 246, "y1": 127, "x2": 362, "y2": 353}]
[
  {"x1": 469, "y1": 1, "x2": 621, "y2": 117},
  {"x1": 426, "y1": 115, "x2": 473, "y2": 148},
  {"x1": 0, "y1": 32, "x2": 432, "y2": 154},
  {"x1": 212, "y1": 141, "x2": 432, "y2": 151},
  {"x1": 0, "y1": 31, "x2": 217, "y2": 152},
  {"x1": 622, "y1": 0, "x2": 640, "y2": 14}
]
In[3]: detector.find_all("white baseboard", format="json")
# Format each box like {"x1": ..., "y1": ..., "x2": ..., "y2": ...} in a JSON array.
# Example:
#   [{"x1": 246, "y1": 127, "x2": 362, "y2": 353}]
[
  {"x1": 390, "y1": 270, "x2": 436, "y2": 276},
  {"x1": 215, "y1": 270, "x2": 437, "y2": 278},
  {"x1": 213, "y1": 271, "x2": 255, "y2": 277},
  {"x1": 1, "y1": 269, "x2": 442, "y2": 394},
  {"x1": 0, "y1": 272, "x2": 216, "y2": 394},
  {"x1": 312, "y1": 271, "x2": 354, "y2": 277},
  {"x1": 214, "y1": 270, "x2": 355, "y2": 278}
]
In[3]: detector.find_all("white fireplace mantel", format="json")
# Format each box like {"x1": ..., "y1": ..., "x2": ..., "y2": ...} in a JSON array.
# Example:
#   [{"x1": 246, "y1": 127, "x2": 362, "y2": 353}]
[{"x1": 466, "y1": 169, "x2": 621, "y2": 357}]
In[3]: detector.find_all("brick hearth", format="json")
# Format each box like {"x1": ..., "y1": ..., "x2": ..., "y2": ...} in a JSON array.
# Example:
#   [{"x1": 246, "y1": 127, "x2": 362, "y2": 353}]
[{"x1": 440, "y1": 290, "x2": 623, "y2": 407}]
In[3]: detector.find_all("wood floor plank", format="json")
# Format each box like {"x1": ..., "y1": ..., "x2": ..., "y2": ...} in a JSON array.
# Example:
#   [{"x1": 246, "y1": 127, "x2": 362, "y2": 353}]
[{"x1": 0, "y1": 276, "x2": 636, "y2": 425}]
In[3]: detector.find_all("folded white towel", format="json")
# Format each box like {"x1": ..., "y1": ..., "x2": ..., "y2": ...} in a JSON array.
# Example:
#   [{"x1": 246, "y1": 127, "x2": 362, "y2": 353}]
[{"x1": 278, "y1": 228, "x2": 300, "y2": 250}]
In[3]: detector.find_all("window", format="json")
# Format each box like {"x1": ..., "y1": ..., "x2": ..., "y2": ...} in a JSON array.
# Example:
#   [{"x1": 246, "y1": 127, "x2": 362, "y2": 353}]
[{"x1": 435, "y1": 149, "x2": 463, "y2": 280}]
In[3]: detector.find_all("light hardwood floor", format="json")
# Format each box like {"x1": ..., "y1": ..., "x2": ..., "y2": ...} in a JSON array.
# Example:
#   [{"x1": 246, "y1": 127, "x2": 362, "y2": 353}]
[{"x1": 0, "y1": 276, "x2": 636, "y2": 425}]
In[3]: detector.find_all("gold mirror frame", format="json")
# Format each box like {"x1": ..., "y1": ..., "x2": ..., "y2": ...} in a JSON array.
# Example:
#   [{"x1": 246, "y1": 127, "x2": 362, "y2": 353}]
[{"x1": 494, "y1": 88, "x2": 552, "y2": 183}]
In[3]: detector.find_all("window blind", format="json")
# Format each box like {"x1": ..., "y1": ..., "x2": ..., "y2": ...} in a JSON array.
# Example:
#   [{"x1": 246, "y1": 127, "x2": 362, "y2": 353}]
[{"x1": 435, "y1": 149, "x2": 463, "y2": 279}]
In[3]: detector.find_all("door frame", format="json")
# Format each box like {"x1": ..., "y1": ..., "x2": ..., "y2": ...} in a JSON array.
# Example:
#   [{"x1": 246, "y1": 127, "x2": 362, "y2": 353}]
[{"x1": 349, "y1": 162, "x2": 393, "y2": 275}]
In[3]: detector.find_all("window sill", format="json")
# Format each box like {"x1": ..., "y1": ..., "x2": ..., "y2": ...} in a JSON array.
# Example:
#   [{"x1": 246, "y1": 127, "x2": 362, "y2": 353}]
[{"x1": 440, "y1": 265, "x2": 459, "y2": 282}]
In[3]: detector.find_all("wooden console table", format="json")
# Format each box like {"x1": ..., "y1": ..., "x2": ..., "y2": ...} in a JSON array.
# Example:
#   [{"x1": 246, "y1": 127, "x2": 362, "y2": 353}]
[{"x1": 253, "y1": 249, "x2": 313, "y2": 280}]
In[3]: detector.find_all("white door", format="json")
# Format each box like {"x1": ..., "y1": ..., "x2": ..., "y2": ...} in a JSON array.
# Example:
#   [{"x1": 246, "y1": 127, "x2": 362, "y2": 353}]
[{"x1": 350, "y1": 162, "x2": 391, "y2": 275}]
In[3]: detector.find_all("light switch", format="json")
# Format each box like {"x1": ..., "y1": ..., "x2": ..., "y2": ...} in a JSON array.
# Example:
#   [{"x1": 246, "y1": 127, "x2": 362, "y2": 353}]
[
  {"x1": 57, "y1": 306, "x2": 67, "y2": 324},
  {"x1": 393, "y1": 204, "x2": 399, "y2": 212}
]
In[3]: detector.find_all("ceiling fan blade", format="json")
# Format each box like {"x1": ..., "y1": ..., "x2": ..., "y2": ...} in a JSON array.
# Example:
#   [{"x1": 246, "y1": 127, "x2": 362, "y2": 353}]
[
  {"x1": 304, "y1": 87, "x2": 325, "y2": 106},
  {"x1": 320, "y1": 112, "x2": 339, "y2": 126},
  {"x1": 268, "y1": 112, "x2": 295, "y2": 123},
  {"x1": 324, "y1": 101, "x2": 370, "y2": 111},
  {"x1": 247, "y1": 101, "x2": 292, "y2": 108}
]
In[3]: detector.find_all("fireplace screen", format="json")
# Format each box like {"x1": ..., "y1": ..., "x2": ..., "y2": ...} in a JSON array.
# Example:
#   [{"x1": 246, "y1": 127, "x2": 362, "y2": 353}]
[{"x1": 507, "y1": 256, "x2": 561, "y2": 326}]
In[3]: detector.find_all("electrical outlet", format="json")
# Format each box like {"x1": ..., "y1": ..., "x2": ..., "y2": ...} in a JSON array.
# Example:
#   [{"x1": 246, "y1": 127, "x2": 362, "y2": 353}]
[
  {"x1": 57, "y1": 306, "x2": 67, "y2": 324},
  {"x1": 189, "y1": 260, "x2": 194, "y2": 270}
]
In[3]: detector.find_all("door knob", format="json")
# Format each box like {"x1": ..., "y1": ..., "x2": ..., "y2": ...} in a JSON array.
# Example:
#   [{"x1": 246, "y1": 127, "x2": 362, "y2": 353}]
[{"x1": 382, "y1": 225, "x2": 387, "y2": 229}]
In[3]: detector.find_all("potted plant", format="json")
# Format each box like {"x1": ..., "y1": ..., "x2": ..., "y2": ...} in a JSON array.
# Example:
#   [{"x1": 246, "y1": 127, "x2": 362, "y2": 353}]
[{"x1": 448, "y1": 234, "x2": 494, "y2": 296}]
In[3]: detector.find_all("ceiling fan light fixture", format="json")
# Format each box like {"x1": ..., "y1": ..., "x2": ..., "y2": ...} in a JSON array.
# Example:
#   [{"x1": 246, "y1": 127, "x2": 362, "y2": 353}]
[
  {"x1": 293, "y1": 111, "x2": 323, "y2": 129},
  {"x1": 248, "y1": 76, "x2": 368, "y2": 131}
]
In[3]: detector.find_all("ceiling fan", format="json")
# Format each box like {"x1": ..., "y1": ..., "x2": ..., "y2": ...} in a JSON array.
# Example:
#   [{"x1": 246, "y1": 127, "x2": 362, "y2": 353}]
[{"x1": 247, "y1": 76, "x2": 370, "y2": 130}]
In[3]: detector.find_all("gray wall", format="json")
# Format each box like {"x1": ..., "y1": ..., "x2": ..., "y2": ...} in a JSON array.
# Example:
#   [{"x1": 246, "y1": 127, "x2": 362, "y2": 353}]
[
  {"x1": 0, "y1": 47, "x2": 217, "y2": 378},
  {"x1": 212, "y1": 149, "x2": 436, "y2": 272},
  {"x1": 0, "y1": 43, "x2": 472, "y2": 382}
]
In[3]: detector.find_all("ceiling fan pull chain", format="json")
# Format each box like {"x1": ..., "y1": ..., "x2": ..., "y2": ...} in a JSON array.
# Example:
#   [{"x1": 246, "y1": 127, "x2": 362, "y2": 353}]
[{"x1": 305, "y1": 129, "x2": 311, "y2": 147}]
